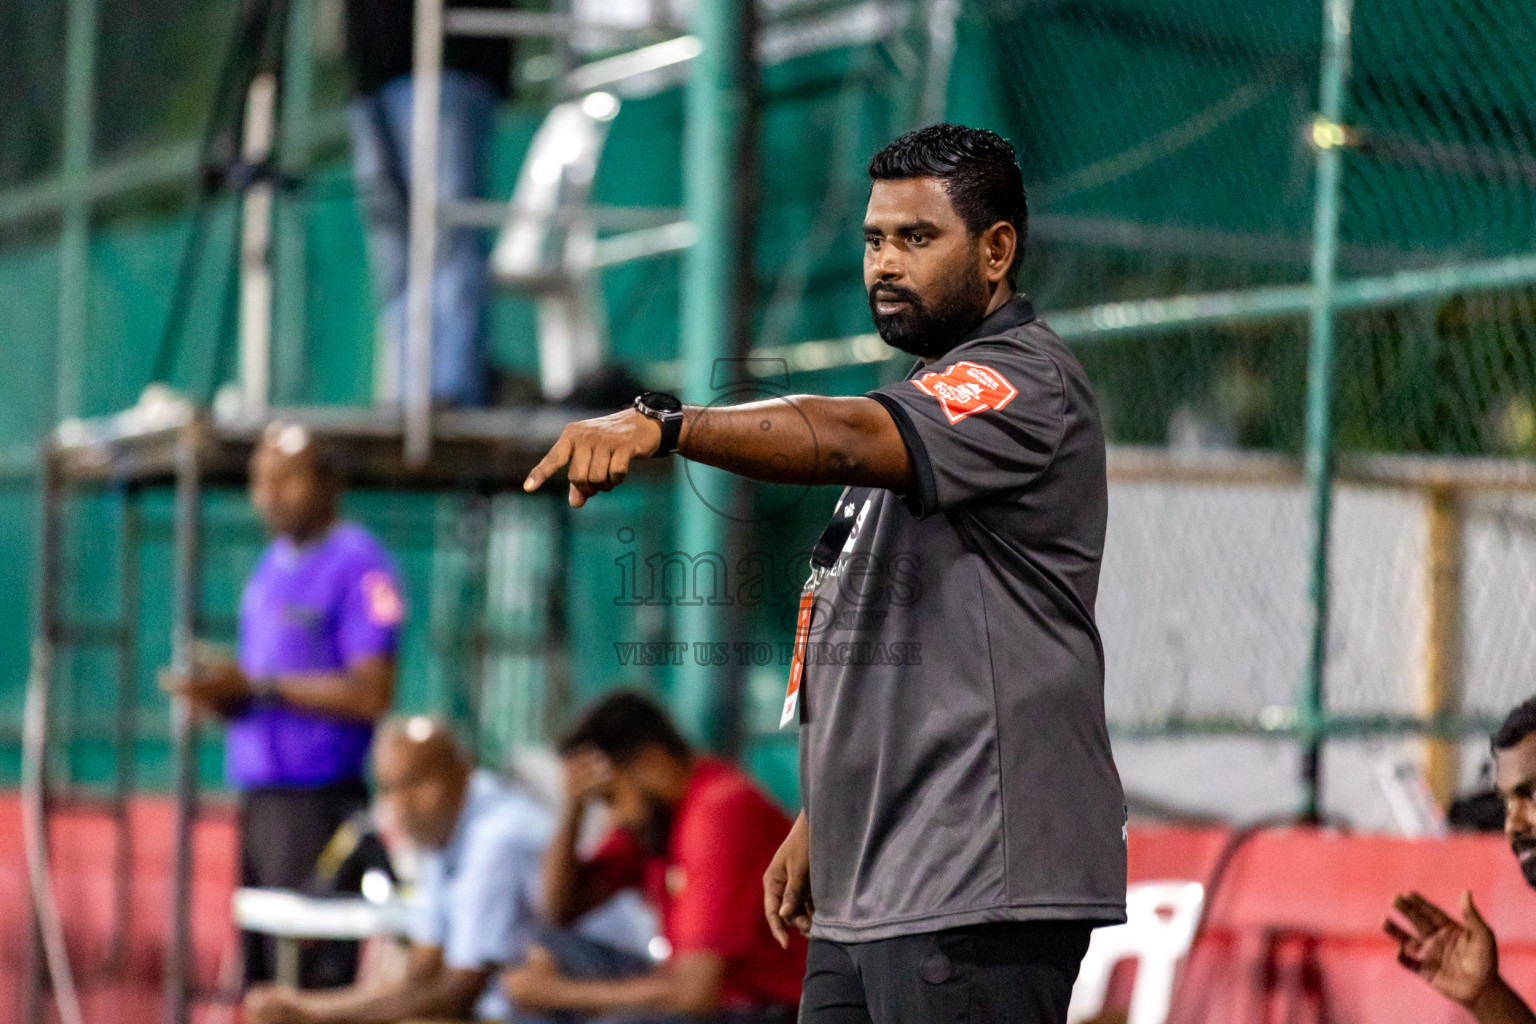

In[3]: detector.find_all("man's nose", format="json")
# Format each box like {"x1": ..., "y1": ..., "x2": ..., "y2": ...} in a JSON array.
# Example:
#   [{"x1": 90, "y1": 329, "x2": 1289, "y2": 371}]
[{"x1": 871, "y1": 244, "x2": 902, "y2": 280}]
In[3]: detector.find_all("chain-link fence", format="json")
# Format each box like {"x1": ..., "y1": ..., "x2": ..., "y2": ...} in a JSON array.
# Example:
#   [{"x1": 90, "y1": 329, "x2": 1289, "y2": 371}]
[
  {"x1": 3, "y1": 0, "x2": 1534, "y2": 820},
  {"x1": 966, "y1": 0, "x2": 1536, "y2": 812}
]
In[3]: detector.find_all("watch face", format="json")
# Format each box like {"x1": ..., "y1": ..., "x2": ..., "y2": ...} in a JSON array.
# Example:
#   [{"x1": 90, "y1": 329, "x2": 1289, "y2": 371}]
[{"x1": 640, "y1": 392, "x2": 683, "y2": 413}]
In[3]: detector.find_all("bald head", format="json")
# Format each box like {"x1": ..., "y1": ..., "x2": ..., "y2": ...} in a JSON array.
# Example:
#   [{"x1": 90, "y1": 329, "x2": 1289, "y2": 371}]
[
  {"x1": 374, "y1": 716, "x2": 472, "y2": 849},
  {"x1": 250, "y1": 421, "x2": 337, "y2": 543},
  {"x1": 377, "y1": 715, "x2": 466, "y2": 773}
]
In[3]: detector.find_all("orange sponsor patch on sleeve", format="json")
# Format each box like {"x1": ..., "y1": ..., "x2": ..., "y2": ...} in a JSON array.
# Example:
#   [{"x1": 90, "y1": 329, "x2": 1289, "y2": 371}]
[{"x1": 911, "y1": 361, "x2": 1019, "y2": 424}]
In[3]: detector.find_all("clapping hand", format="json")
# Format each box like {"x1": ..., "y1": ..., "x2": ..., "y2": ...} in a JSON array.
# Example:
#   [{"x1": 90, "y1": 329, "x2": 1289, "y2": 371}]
[{"x1": 1384, "y1": 890, "x2": 1497, "y2": 1008}]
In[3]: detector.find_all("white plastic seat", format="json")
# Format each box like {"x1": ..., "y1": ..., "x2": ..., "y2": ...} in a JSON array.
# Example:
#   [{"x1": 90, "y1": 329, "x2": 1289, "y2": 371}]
[{"x1": 1067, "y1": 880, "x2": 1206, "y2": 1024}]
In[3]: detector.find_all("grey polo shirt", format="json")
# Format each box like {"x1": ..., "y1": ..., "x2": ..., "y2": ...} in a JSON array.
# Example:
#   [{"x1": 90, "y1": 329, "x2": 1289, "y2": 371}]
[{"x1": 798, "y1": 295, "x2": 1126, "y2": 943}]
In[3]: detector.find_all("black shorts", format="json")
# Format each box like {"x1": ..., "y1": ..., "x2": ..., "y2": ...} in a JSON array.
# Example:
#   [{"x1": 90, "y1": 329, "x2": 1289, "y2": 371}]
[{"x1": 799, "y1": 920, "x2": 1094, "y2": 1024}]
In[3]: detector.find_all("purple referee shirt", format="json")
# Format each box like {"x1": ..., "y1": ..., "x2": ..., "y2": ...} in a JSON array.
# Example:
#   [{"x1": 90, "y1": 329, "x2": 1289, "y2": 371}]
[{"x1": 227, "y1": 521, "x2": 404, "y2": 790}]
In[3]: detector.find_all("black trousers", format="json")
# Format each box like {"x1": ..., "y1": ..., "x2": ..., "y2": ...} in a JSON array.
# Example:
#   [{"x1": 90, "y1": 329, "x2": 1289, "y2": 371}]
[
  {"x1": 239, "y1": 777, "x2": 370, "y2": 989},
  {"x1": 799, "y1": 921, "x2": 1094, "y2": 1024}
]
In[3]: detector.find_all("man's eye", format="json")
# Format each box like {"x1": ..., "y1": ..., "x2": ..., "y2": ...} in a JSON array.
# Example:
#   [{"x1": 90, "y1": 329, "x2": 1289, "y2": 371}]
[
  {"x1": 865, "y1": 236, "x2": 880, "y2": 248},
  {"x1": 909, "y1": 233, "x2": 926, "y2": 245}
]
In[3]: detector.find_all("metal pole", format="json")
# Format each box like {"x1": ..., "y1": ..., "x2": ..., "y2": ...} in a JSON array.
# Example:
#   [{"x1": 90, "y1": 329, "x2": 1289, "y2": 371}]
[
  {"x1": 463, "y1": 494, "x2": 493, "y2": 760},
  {"x1": 404, "y1": 0, "x2": 445, "y2": 466},
  {"x1": 1299, "y1": 0, "x2": 1356, "y2": 822},
  {"x1": 542, "y1": 500, "x2": 573, "y2": 744},
  {"x1": 1422, "y1": 487, "x2": 1464, "y2": 807},
  {"x1": 111, "y1": 488, "x2": 140, "y2": 975},
  {"x1": 56, "y1": 0, "x2": 98, "y2": 422},
  {"x1": 165, "y1": 426, "x2": 204, "y2": 1024},
  {"x1": 673, "y1": 0, "x2": 751, "y2": 749},
  {"x1": 30, "y1": 2, "x2": 94, "y2": 1011},
  {"x1": 274, "y1": 0, "x2": 317, "y2": 404},
  {"x1": 918, "y1": 0, "x2": 961, "y2": 127},
  {"x1": 239, "y1": 73, "x2": 279, "y2": 418},
  {"x1": 23, "y1": 456, "x2": 62, "y2": 1024}
]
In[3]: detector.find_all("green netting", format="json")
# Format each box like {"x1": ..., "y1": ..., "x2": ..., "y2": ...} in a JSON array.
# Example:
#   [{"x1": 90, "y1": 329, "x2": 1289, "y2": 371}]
[
  {"x1": 973, "y1": 0, "x2": 1536, "y2": 747},
  {"x1": 3, "y1": 0, "x2": 1536, "y2": 812},
  {"x1": 94, "y1": 0, "x2": 239, "y2": 161},
  {"x1": 0, "y1": 2, "x2": 65, "y2": 190},
  {"x1": 1344, "y1": 0, "x2": 1536, "y2": 267}
]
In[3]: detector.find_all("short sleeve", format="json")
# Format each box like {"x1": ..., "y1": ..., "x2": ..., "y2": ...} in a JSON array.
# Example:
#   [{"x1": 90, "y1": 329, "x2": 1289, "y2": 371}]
[
  {"x1": 335, "y1": 561, "x2": 404, "y2": 666},
  {"x1": 667, "y1": 788, "x2": 771, "y2": 958},
  {"x1": 409, "y1": 852, "x2": 449, "y2": 949},
  {"x1": 868, "y1": 339, "x2": 1065, "y2": 517},
  {"x1": 584, "y1": 828, "x2": 648, "y2": 894},
  {"x1": 441, "y1": 828, "x2": 542, "y2": 971}
]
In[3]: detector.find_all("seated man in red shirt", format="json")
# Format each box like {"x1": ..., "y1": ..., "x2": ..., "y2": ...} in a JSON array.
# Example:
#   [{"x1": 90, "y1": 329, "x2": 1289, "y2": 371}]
[{"x1": 503, "y1": 690, "x2": 804, "y2": 1022}]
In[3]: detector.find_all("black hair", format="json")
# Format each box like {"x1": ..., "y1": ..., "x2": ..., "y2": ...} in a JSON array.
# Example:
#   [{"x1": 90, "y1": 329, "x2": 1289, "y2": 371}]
[
  {"x1": 1494, "y1": 696, "x2": 1536, "y2": 751},
  {"x1": 559, "y1": 689, "x2": 691, "y2": 764},
  {"x1": 867, "y1": 123, "x2": 1028, "y2": 287}
]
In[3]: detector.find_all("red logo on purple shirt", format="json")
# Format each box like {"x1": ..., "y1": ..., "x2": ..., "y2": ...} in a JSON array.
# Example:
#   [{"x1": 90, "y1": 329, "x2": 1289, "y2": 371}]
[{"x1": 362, "y1": 570, "x2": 404, "y2": 627}]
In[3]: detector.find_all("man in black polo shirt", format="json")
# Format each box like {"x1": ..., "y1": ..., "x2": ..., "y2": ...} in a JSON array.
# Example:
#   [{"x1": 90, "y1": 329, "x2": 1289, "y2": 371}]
[{"x1": 522, "y1": 123, "x2": 1126, "y2": 1023}]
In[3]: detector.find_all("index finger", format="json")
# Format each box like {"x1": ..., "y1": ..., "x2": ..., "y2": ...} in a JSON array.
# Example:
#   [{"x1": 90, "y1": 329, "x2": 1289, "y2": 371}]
[
  {"x1": 766, "y1": 898, "x2": 790, "y2": 949},
  {"x1": 763, "y1": 867, "x2": 789, "y2": 948},
  {"x1": 524, "y1": 435, "x2": 574, "y2": 492}
]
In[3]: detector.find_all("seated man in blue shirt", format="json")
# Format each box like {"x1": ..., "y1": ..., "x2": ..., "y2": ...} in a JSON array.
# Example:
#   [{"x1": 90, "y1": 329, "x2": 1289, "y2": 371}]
[{"x1": 244, "y1": 716, "x2": 553, "y2": 1023}]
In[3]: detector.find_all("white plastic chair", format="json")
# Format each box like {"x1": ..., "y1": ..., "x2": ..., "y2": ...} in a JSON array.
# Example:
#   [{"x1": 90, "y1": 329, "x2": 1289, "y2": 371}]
[{"x1": 1068, "y1": 880, "x2": 1206, "y2": 1024}]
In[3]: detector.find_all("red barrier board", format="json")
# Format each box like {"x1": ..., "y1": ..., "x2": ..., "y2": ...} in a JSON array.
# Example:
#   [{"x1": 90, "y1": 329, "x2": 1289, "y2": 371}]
[
  {"x1": 0, "y1": 800, "x2": 1531, "y2": 1024},
  {"x1": 1130, "y1": 825, "x2": 1536, "y2": 1024}
]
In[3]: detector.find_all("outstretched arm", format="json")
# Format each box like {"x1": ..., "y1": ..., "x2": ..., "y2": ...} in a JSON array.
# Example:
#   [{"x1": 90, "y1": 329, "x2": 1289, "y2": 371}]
[{"x1": 523, "y1": 397, "x2": 912, "y2": 507}]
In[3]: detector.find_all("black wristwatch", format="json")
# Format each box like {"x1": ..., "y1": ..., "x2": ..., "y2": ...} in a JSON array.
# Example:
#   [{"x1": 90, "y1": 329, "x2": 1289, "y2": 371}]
[{"x1": 633, "y1": 392, "x2": 685, "y2": 457}]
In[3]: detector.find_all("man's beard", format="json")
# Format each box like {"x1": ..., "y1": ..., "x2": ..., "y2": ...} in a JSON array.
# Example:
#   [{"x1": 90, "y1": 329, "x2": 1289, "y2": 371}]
[
  {"x1": 1515, "y1": 837, "x2": 1536, "y2": 888},
  {"x1": 868, "y1": 267, "x2": 992, "y2": 360}
]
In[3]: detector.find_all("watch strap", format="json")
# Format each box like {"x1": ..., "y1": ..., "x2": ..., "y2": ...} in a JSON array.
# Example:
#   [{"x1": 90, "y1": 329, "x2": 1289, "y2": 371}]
[
  {"x1": 654, "y1": 408, "x2": 684, "y2": 457},
  {"x1": 634, "y1": 394, "x2": 685, "y2": 457}
]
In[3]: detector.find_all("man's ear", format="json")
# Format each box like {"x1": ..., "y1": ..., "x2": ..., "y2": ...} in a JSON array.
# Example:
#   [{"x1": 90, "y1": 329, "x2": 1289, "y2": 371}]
[{"x1": 981, "y1": 221, "x2": 1017, "y2": 284}]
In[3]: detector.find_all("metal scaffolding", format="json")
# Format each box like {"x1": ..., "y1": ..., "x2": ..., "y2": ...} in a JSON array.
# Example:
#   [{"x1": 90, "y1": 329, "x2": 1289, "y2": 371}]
[
  {"x1": 10, "y1": 3, "x2": 959, "y2": 1021},
  {"x1": 24, "y1": 405, "x2": 609, "y2": 1024}
]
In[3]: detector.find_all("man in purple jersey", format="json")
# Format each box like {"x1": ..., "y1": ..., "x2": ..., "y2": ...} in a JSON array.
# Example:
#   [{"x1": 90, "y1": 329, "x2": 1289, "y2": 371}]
[{"x1": 161, "y1": 422, "x2": 404, "y2": 988}]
